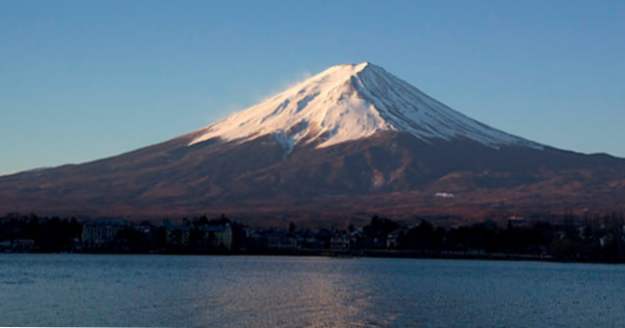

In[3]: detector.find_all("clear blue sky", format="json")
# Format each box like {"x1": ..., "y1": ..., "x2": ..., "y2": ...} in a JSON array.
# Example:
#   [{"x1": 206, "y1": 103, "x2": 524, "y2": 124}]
[{"x1": 1, "y1": 0, "x2": 624, "y2": 175}]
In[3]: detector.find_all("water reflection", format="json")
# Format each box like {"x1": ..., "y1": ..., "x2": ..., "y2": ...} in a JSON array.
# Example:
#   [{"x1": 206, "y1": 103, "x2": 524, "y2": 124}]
[{"x1": 196, "y1": 257, "x2": 380, "y2": 327}]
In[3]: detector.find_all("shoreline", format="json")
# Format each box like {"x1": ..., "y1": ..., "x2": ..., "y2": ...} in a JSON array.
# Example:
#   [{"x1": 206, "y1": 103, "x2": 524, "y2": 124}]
[{"x1": 4, "y1": 249, "x2": 625, "y2": 265}]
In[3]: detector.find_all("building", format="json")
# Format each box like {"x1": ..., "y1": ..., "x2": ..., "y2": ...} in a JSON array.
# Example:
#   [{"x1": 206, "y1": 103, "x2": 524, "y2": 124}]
[
  {"x1": 81, "y1": 220, "x2": 126, "y2": 248},
  {"x1": 330, "y1": 234, "x2": 350, "y2": 250},
  {"x1": 266, "y1": 231, "x2": 297, "y2": 250},
  {"x1": 0, "y1": 239, "x2": 35, "y2": 252},
  {"x1": 508, "y1": 216, "x2": 531, "y2": 228},
  {"x1": 386, "y1": 230, "x2": 402, "y2": 249},
  {"x1": 165, "y1": 225, "x2": 191, "y2": 247},
  {"x1": 203, "y1": 223, "x2": 233, "y2": 250}
]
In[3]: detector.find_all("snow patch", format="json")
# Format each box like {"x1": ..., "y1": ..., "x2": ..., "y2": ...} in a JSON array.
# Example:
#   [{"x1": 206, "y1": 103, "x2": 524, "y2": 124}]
[{"x1": 435, "y1": 192, "x2": 455, "y2": 199}]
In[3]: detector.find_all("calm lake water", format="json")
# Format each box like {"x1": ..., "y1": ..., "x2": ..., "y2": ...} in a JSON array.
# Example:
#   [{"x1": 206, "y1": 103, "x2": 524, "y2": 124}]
[{"x1": 1, "y1": 255, "x2": 624, "y2": 327}]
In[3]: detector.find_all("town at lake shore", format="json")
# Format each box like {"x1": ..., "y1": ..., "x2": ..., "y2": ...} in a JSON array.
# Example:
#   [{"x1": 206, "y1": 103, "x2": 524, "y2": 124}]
[{"x1": 2, "y1": 212, "x2": 625, "y2": 263}]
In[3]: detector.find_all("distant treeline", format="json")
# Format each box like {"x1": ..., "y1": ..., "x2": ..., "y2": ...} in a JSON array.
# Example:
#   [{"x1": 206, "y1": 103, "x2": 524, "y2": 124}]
[
  {"x1": 0, "y1": 215, "x2": 82, "y2": 252},
  {"x1": 364, "y1": 213, "x2": 625, "y2": 261},
  {"x1": 2, "y1": 212, "x2": 625, "y2": 262}
]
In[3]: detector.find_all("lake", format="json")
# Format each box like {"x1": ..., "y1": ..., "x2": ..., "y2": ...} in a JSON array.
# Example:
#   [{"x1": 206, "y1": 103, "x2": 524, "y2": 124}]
[{"x1": 1, "y1": 254, "x2": 624, "y2": 327}]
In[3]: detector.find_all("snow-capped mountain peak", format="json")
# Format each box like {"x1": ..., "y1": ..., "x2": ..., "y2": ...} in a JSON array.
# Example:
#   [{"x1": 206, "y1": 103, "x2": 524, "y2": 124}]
[{"x1": 190, "y1": 62, "x2": 540, "y2": 149}]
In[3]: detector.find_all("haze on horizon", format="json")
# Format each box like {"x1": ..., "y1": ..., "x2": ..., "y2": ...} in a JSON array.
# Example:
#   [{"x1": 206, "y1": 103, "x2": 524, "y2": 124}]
[{"x1": 1, "y1": 0, "x2": 624, "y2": 175}]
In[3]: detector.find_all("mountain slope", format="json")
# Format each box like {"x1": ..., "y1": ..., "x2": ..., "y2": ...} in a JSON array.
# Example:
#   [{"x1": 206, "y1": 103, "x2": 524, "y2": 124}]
[{"x1": 1, "y1": 63, "x2": 624, "y2": 223}]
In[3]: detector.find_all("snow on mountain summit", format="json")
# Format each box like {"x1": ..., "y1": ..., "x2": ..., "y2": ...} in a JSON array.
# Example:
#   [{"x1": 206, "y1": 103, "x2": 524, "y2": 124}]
[{"x1": 190, "y1": 62, "x2": 541, "y2": 150}]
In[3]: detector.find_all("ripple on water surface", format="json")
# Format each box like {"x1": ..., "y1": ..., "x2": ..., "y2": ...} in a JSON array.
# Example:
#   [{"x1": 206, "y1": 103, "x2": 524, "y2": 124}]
[{"x1": 1, "y1": 255, "x2": 625, "y2": 327}]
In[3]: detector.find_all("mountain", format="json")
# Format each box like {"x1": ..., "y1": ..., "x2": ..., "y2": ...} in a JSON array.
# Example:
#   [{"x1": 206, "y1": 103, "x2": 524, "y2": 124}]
[
  {"x1": 1, "y1": 62, "x2": 624, "y2": 224},
  {"x1": 191, "y1": 62, "x2": 540, "y2": 150}
]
